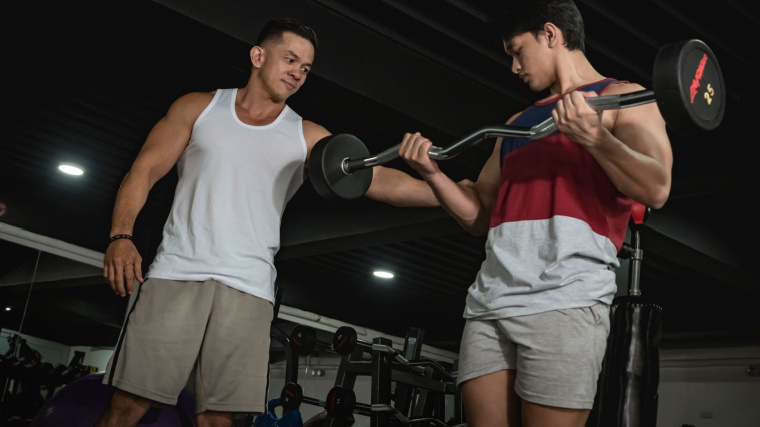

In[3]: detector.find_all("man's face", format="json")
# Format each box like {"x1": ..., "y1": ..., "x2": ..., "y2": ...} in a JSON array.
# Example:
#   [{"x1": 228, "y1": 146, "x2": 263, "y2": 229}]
[
  {"x1": 259, "y1": 32, "x2": 315, "y2": 101},
  {"x1": 503, "y1": 31, "x2": 552, "y2": 92}
]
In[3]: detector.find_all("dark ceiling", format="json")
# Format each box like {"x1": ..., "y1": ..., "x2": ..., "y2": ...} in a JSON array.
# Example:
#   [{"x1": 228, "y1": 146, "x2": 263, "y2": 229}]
[{"x1": 0, "y1": 0, "x2": 758, "y2": 354}]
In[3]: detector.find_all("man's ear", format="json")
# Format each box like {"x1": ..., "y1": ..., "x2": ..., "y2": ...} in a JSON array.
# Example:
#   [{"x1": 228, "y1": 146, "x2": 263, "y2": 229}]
[
  {"x1": 543, "y1": 22, "x2": 562, "y2": 48},
  {"x1": 250, "y1": 46, "x2": 265, "y2": 68}
]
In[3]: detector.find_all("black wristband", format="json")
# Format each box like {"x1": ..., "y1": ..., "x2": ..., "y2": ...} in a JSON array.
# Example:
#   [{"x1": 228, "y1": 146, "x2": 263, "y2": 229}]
[{"x1": 108, "y1": 234, "x2": 133, "y2": 245}]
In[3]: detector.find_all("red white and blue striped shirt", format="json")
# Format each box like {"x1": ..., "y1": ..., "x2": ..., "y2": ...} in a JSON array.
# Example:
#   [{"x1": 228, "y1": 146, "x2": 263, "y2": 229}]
[{"x1": 465, "y1": 78, "x2": 632, "y2": 319}]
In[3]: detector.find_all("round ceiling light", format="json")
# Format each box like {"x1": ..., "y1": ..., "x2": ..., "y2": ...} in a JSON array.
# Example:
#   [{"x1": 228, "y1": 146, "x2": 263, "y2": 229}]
[
  {"x1": 58, "y1": 163, "x2": 84, "y2": 176},
  {"x1": 373, "y1": 270, "x2": 394, "y2": 279}
]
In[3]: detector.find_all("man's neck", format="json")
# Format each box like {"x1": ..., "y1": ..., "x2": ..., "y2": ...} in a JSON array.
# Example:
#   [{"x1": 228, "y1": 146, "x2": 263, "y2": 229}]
[
  {"x1": 235, "y1": 83, "x2": 287, "y2": 126},
  {"x1": 551, "y1": 50, "x2": 605, "y2": 95}
]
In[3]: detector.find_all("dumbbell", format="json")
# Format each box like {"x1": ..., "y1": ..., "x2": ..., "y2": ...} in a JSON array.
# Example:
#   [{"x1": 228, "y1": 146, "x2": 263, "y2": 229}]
[
  {"x1": 310, "y1": 39, "x2": 726, "y2": 201},
  {"x1": 291, "y1": 324, "x2": 374, "y2": 356},
  {"x1": 324, "y1": 386, "x2": 372, "y2": 419},
  {"x1": 324, "y1": 386, "x2": 450, "y2": 426},
  {"x1": 289, "y1": 324, "x2": 318, "y2": 355},
  {"x1": 280, "y1": 383, "x2": 368, "y2": 419},
  {"x1": 333, "y1": 327, "x2": 456, "y2": 379},
  {"x1": 332, "y1": 326, "x2": 374, "y2": 356},
  {"x1": 289, "y1": 324, "x2": 336, "y2": 355},
  {"x1": 280, "y1": 382, "x2": 304, "y2": 411}
]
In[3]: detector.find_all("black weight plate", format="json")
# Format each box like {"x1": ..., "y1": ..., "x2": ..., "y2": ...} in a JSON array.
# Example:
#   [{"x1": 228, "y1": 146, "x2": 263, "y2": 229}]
[
  {"x1": 326, "y1": 386, "x2": 356, "y2": 419},
  {"x1": 310, "y1": 134, "x2": 372, "y2": 201},
  {"x1": 653, "y1": 39, "x2": 725, "y2": 134},
  {"x1": 332, "y1": 326, "x2": 358, "y2": 355},
  {"x1": 280, "y1": 382, "x2": 304, "y2": 411},
  {"x1": 290, "y1": 324, "x2": 317, "y2": 355}
]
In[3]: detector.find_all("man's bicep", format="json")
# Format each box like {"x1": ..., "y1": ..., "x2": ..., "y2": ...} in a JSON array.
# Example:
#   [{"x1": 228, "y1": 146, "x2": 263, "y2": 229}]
[
  {"x1": 302, "y1": 120, "x2": 332, "y2": 178},
  {"x1": 472, "y1": 139, "x2": 503, "y2": 207},
  {"x1": 302, "y1": 120, "x2": 331, "y2": 157},
  {"x1": 613, "y1": 103, "x2": 673, "y2": 169}
]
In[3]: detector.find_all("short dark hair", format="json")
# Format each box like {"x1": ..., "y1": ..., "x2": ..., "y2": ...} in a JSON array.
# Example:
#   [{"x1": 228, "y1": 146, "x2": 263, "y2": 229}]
[
  {"x1": 488, "y1": 0, "x2": 585, "y2": 52},
  {"x1": 255, "y1": 18, "x2": 318, "y2": 51}
]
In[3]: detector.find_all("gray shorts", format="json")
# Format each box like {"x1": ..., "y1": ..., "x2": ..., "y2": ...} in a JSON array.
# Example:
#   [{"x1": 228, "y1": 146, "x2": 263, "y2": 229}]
[
  {"x1": 457, "y1": 303, "x2": 610, "y2": 409},
  {"x1": 103, "y1": 278, "x2": 273, "y2": 414}
]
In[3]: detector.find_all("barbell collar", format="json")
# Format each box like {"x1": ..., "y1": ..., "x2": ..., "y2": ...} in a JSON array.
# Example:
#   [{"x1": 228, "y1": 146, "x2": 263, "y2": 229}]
[{"x1": 345, "y1": 144, "x2": 402, "y2": 172}]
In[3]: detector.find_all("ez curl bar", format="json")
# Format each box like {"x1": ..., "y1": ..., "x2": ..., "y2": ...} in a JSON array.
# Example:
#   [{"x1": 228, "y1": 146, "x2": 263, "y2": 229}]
[{"x1": 310, "y1": 39, "x2": 725, "y2": 201}]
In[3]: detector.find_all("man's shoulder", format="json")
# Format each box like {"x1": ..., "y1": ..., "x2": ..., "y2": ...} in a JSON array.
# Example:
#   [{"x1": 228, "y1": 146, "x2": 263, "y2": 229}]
[
  {"x1": 303, "y1": 120, "x2": 330, "y2": 135},
  {"x1": 167, "y1": 91, "x2": 217, "y2": 120},
  {"x1": 301, "y1": 120, "x2": 331, "y2": 148},
  {"x1": 175, "y1": 91, "x2": 217, "y2": 107},
  {"x1": 603, "y1": 80, "x2": 646, "y2": 96},
  {"x1": 301, "y1": 119, "x2": 327, "y2": 132}
]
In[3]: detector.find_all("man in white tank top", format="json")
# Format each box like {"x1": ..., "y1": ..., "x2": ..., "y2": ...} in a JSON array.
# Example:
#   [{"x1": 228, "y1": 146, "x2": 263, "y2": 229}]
[{"x1": 97, "y1": 18, "x2": 337, "y2": 426}]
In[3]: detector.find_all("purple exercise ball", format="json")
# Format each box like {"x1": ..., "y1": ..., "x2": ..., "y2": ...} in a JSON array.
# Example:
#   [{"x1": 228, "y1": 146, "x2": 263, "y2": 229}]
[{"x1": 30, "y1": 372, "x2": 196, "y2": 426}]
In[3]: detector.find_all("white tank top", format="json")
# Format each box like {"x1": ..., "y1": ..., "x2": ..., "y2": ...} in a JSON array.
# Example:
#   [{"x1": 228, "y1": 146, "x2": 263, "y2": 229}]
[{"x1": 146, "y1": 88, "x2": 307, "y2": 303}]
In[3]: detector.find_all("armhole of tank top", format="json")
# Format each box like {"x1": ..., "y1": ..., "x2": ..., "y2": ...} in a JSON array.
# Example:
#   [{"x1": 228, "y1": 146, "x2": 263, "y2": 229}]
[
  {"x1": 597, "y1": 79, "x2": 629, "y2": 96},
  {"x1": 500, "y1": 108, "x2": 530, "y2": 169},
  {"x1": 296, "y1": 117, "x2": 307, "y2": 184},
  {"x1": 192, "y1": 89, "x2": 223, "y2": 131}
]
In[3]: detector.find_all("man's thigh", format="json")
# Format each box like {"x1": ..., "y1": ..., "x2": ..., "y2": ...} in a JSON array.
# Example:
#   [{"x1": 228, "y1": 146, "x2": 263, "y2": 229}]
[
  {"x1": 104, "y1": 278, "x2": 214, "y2": 405},
  {"x1": 499, "y1": 303, "x2": 611, "y2": 410},
  {"x1": 194, "y1": 281, "x2": 273, "y2": 414}
]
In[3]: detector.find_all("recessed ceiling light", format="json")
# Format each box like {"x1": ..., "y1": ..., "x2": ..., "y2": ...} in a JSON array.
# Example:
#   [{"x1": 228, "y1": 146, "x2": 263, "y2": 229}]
[
  {"x1": 58, "y1": 163, "x2": 84, "y2": 176},
  {"x1": 373, "y1": 270, "x2": 394, "y2": 279}
]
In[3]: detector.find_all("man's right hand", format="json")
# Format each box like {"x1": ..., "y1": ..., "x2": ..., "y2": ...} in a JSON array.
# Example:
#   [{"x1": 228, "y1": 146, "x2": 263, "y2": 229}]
[
  {"x1": 398, "y1": 132, "x2": 442, "y2": 179},
  {"x1": 104, "y1": 239, "x2": 144, "y2": 297}
]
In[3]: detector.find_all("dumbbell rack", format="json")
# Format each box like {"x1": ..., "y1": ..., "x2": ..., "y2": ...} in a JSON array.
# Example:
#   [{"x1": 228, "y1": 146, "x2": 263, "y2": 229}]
[
  {"x1": 271, "y1": 323, "x2": 465, "y2": 427},
  {"x1": 329, "y1": 329, "x2": 459, "y2": 427}
]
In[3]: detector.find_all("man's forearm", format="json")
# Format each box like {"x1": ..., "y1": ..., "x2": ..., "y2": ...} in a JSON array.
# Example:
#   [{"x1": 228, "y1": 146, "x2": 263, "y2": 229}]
[
  {"x1": 424, "y1": 172, "x2": 491, "y2": 236},
  {"x1": 365, "y1": 166, "x2": 440, "y2": 207},
  {"x1": 109, "y1": 171, "x2": 152, "y2": 236},
  {"x1": 367, "y1": 166, "x2": 492, "y2": 235}
]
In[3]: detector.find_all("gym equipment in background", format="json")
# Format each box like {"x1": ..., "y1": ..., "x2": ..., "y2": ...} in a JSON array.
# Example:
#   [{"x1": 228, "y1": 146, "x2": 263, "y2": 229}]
[{"x1": 586, "y1": 202, "x2": 663, "y2": 427}]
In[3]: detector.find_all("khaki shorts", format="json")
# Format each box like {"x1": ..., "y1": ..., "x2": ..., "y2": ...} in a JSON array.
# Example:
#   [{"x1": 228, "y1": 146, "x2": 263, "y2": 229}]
[
  {"x1": 103, "y1": 278, "x2": 273, "y2": 414},
  {"x1": 457, "y1": 303, "x2": 610, "y2": 409}
]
